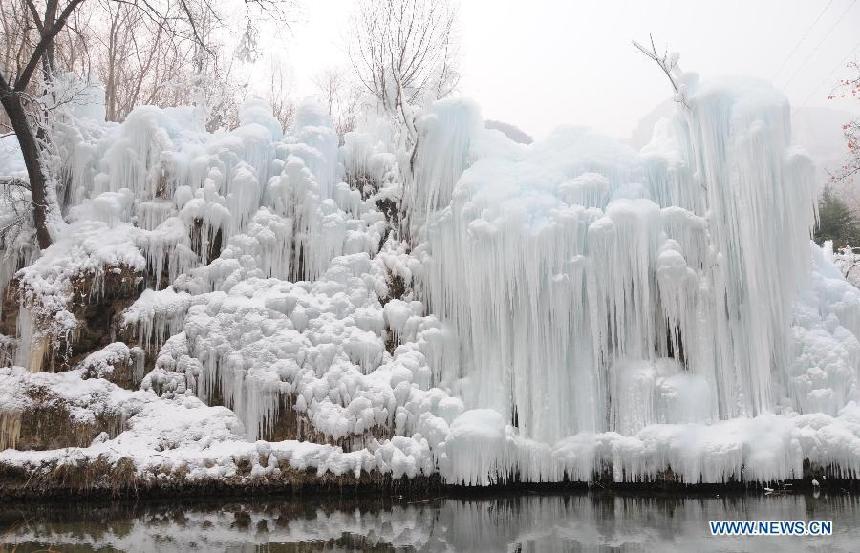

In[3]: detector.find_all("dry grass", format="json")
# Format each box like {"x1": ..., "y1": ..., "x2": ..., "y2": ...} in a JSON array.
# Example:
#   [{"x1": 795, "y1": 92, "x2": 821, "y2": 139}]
[{"x1": 0, "y1": 452, "x2": 443, "y2": 501}]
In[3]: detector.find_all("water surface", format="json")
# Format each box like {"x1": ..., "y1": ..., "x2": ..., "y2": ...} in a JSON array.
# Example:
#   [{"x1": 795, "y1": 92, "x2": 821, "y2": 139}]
[{"x1": 1, "y1": 492, "x2": 857, "y2": 552}]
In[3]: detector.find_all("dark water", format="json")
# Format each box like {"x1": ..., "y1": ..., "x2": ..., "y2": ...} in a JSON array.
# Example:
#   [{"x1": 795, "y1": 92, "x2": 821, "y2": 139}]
[{"x1": 1, "y1": 492, "x2": 858, "y2": 552}]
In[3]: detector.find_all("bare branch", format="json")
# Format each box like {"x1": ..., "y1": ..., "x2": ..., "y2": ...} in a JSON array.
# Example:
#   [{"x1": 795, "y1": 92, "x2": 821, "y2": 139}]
[
  {"x1": 633, "y1": 33, "x2": 688, "y2": 109},
  {"x1": 347, "y1": 0, "x2": 459, "y2": 142},
  {"x1": 14, "y1": 0, "x2": 88, "y2": 91}
]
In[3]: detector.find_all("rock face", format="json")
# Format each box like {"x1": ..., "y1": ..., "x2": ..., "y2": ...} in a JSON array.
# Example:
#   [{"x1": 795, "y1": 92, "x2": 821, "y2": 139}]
[
  {"x1": 1, "y1": 81, "x2": 860, "y2": 497},
  {"x1": 1, "y1": 264, "x2": 142, "y2": 374}
]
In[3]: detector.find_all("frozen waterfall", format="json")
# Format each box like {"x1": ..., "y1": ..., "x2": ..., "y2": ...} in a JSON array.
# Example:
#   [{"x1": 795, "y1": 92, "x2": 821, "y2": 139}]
[
  {"x1": 416, "y1": 79, "x2": 829, "y2": 446},
  {"x1": 5, "y1": 75, "x2": 860, "y2": 488}
]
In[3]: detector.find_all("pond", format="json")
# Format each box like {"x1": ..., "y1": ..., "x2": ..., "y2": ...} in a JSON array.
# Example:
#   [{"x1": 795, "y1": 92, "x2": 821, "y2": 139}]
[{"x1": 1, "y1": 491, "x2": 858, "y2": 552}]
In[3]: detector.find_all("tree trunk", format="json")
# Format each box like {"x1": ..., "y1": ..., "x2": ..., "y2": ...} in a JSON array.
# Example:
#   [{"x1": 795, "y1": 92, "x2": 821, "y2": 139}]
[{"x1": 0, "y1": 92, "x2": 54, "y2": 249}]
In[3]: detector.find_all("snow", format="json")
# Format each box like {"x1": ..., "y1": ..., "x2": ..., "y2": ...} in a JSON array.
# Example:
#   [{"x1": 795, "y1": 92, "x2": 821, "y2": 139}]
[
  {"x1": 832, "y1": 244, "x2": 860, "y2": 288},
  {"x1": 0, "y1": 135, "x2": 26, "y2": 178},
  {"x1": 0, "y1": 365, "x2": 131, "y2": 427},
  {"x1": 8, "y1": 220, "x2": 144, "y2": 370},
  {"x1": 77, "y1": 342, "x2": 132, "y2": 380},
  {"x1": 0, "y1": 366, "x2": 432, "y2": 482},
  {"x1": 122, "y1": 287, "x2": 191, "y2": 351},
  {"x1": 435, "y1": 393, "x2": 860, "y2": 485},
  {"x1": 2, "y1": 75, "x2": 860, "y2": 488},
  {"x1": 8, "y1": 361, "x2": 858, "y2": 487},
  {"x1": 153, "y1": 247, "x2": 456, "y2": 444}
]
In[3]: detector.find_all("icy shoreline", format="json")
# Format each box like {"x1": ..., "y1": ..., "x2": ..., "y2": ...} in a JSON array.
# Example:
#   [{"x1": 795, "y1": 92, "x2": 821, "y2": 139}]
[{"x1": 1, "y1": 455, "x2": 856, "y2": 501}]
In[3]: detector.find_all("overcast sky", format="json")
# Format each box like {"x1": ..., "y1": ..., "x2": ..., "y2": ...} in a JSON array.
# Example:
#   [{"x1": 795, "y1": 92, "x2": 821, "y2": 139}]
[{"x1": 283, "y1": 0, "x2": 860, "y2": 140}]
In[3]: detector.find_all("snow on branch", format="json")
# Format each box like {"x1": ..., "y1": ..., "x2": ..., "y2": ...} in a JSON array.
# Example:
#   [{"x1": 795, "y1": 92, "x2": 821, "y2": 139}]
[{"x1": 633, "y1": 34, "x2": 689, "y2": 109}]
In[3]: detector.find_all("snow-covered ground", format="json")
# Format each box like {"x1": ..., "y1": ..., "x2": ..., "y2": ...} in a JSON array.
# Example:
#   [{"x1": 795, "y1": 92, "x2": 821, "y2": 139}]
[{"x1": 2, "y1": 73, "x2": 860, "y2": 491}]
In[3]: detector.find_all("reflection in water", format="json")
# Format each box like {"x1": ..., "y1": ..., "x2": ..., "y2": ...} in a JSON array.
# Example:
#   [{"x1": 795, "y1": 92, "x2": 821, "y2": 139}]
[{"x1": 1, "y1": 493, "x2": 858, "y2": 552}]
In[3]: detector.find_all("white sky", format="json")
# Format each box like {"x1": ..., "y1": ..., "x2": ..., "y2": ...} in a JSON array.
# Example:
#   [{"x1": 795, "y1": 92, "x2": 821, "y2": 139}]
[{"x1": 281, "y1": 0, "x2": 860, "y2": 140}]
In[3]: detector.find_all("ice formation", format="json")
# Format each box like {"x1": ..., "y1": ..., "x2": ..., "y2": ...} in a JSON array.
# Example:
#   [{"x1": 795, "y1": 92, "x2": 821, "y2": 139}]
[{"x1": 2, "y1": 74, "x2": 860, "y2": 489}]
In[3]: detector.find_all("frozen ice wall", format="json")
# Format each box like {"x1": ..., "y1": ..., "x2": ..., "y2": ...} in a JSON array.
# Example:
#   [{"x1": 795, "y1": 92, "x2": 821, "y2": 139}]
[
  {"x1": 1, "y1": 96, "x2": 374, "y2": 374},
  {"x1": 59, "y1": 97, "x2": 355, "y2": 287},
  {"x1": 417, "y1": 77, "x2": 829, "y2": 444},
  {"x1": 4, "y1": 75, "x2": 860, "y2": 487}
]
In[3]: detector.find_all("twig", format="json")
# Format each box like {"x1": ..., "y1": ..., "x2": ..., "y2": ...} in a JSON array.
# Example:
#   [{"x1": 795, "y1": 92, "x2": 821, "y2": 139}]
[{"x1": 633, "y1": 33, "x2": 689, "y2": 109}]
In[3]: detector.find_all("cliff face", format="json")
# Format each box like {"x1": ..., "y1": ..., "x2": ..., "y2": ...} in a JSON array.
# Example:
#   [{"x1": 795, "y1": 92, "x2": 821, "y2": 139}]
[{"x1": 2, "y1": 82, "x2": 860, "y2": 498}]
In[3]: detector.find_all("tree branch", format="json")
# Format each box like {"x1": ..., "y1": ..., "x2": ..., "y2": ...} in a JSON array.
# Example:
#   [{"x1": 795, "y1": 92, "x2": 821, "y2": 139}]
[
  {"x1": 633, "y1": 33, "x2": 688, "y2": 108},
  {"x1": 14, "y1": 0, "x2": 88, "y2": 91}
]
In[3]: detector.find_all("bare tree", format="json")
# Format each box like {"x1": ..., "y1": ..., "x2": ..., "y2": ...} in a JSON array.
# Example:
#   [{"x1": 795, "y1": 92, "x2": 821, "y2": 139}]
[
  {"x1": 312, "y1": 68, "x2": 341, "y2": 119},
  {"x1": 312, "y1": 67, "x2": 359, "y2": 137},
  {"x1": 0, "y1": 176, "x2": 34, "y2": 251},
  {"x1": 0, "y1": 0, "x2": 295, "y2": 249},
  {"x1": 92, "y1": 0, "x2": 249, "y2": 126},
  {"x1": 831, "y1": 61, "x2": 860, "y2": 185},
  {"x1": 348, "y1": 0, "x2": 459, "y2": 145},
  {"x1": 0, "y1": 0, "x2": 85, "y2": 249},
  {"x1": 96, "y1": 0, "x2": 183, "y2": 121},
  {"x1": 267, "y1": 59, "x2": 294, "y2": 131}
]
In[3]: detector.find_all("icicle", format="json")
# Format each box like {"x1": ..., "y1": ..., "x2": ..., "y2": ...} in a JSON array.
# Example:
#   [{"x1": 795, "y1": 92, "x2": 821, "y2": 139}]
[
  {"x1": 137, "y1": 200, "x2": 176, "y2": 231},
  {"x1": 0, "y1": 412, "x2": 21, "y2": 451},
  {"x1": 122, "y1": 287, "x2": 191, "y2": 352},
  {"x1": 267, "y1": 154, "x2": 352, "y2": 282},
  {"x1": 0, "y1": 247, "x2": 37, "y2": 318},
  {"x1": 13, "y1": 307, "x2": 48, "y2": 372},
  {"x1": 284, "y1": 100, "x2": 340, "y2": 200},
  {"x1": 408, "y1": 98, "x2": 482, "y2": 228}
]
